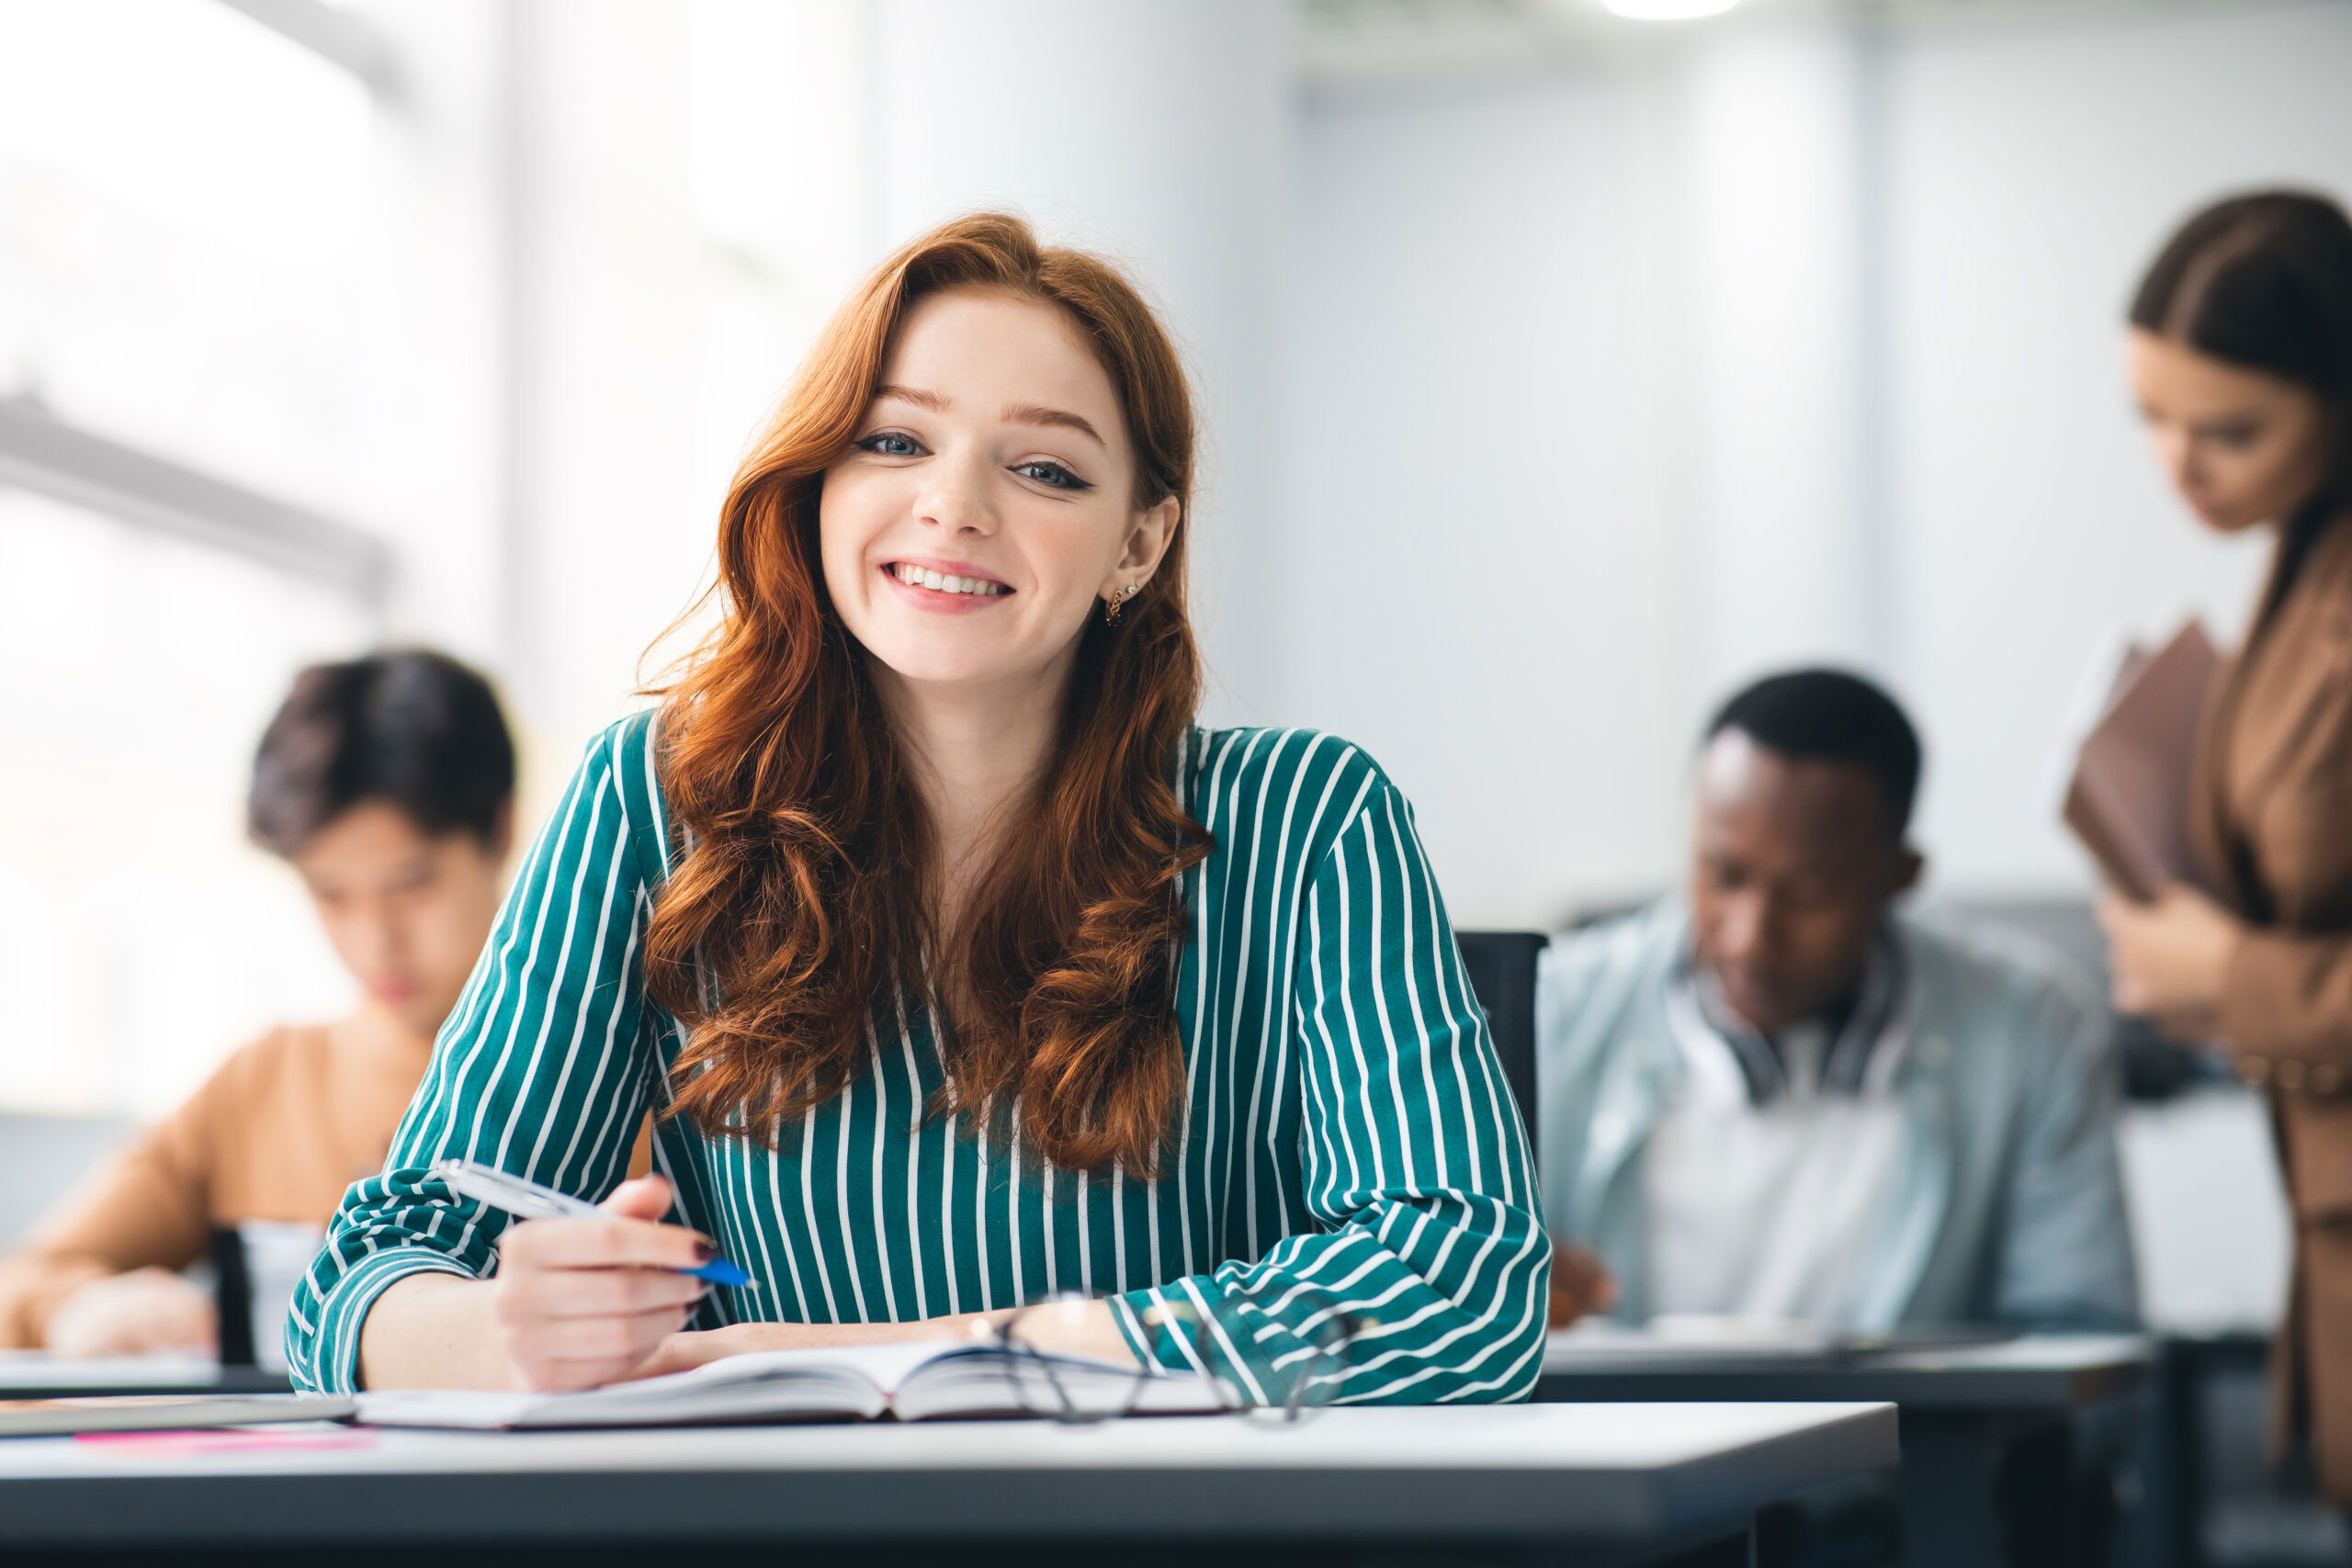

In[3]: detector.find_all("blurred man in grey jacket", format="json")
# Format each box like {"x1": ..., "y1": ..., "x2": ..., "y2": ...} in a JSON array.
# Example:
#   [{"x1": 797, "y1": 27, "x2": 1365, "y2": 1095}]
[{"x1": 1539, "y1": 670, "x2": 2139, "y2": 1331}]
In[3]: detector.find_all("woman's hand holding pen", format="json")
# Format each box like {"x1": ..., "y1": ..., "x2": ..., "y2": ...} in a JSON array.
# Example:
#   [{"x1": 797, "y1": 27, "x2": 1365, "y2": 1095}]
[
  {"x1": 491, "y1": 1173, "x2": 714, "y2": 1392},
  {"x1": 2098, "y1": 883, "x2": 2244, "y2": 1042}
]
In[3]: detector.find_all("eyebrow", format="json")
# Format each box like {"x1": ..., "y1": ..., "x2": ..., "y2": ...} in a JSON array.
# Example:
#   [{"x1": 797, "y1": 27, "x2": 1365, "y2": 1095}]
[
  {"x1": 999, "y1": 402, "x2": 1105, "y2": 446},
  {"x1": 871, "y1": 385, "x2": 1104, "y2": 447}
]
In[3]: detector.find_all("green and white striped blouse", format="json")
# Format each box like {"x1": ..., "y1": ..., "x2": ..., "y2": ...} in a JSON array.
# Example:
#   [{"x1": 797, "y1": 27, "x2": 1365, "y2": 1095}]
[{"x1": 287, "y1": 713, "x2": 1549, "y2": 1402}]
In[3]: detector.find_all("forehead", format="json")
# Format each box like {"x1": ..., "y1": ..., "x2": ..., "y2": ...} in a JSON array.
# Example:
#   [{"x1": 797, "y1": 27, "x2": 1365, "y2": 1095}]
[
  {"x1": 881, "y1": 288, "x2": 1123, "y2": 427},
  {"x1": 2129, "y1": 327, "x2": 2308, "y2": 417},
  {"x1": 293, "y1": 800, "x2": 438, "y2": 879},
  {"x1": 1694, "y1": 731, "x2": 1894, "y2": 857}
]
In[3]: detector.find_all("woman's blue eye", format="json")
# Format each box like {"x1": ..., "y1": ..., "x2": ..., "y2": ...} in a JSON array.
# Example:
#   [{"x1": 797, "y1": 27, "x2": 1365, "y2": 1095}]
[
  {"x1": 1016, "y1": 459, "x2": 1091, "y2": 491},
  {"x1": 857, "y1": 432, "x2": 922, "y2": 457}
]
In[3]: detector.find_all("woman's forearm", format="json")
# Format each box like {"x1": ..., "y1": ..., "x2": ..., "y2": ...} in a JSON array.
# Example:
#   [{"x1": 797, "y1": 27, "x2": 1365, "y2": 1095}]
[{"x1": 356, "y1": 1272, "x2": 513, "y2": 1391}]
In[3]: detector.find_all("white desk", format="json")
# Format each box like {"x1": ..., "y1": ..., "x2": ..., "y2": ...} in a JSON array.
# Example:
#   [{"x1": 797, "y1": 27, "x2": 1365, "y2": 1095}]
[{"x1": 0, "y1": 1401, "x2": 1895, "y2": 1566}]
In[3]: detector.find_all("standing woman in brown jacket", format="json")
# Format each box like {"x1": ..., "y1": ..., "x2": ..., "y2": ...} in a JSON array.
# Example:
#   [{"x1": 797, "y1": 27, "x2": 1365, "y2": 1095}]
[{"x1": 2100, "y1": 189, "x2": 2352, "y2": 1503}]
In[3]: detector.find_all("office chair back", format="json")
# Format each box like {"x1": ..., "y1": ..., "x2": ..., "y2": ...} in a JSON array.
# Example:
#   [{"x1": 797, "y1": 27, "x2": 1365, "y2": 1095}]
[{"x1": 1454, "y1": 930, "x2": 1548, "y2": 1168}]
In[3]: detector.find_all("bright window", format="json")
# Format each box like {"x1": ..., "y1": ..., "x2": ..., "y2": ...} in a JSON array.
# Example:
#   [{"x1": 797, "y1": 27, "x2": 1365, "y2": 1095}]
[
  {"x1": 0, "y1": 0, "x2": 372, "y2": 511},
  {"x1": 0, "y1": 491, "x2": 368, "y2": 1115},
  {"x1": 0, "y1": 0, "x2": 387, "y2": 1116}
]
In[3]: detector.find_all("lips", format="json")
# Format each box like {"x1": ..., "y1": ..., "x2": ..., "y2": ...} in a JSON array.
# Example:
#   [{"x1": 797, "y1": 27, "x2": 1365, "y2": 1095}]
[
  {"x1": 1716, "y1": 969, "x2": 1787, "y2": 1017},
  {"x1": 877, "y1": 559, "x2": 1013, "y2": 614}
]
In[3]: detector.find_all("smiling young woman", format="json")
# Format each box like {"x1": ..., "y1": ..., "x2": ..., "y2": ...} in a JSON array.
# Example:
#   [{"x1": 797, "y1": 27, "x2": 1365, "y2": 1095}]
[{"x1": 286, "y1": 213, "x2": 1548, "y2": 1404}]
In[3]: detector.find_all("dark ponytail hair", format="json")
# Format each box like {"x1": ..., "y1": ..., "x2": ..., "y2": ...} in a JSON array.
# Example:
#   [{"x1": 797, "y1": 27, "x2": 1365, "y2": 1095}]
[{"x1": 2131, "y1": 190, "x2": 2352, "y2": 516}]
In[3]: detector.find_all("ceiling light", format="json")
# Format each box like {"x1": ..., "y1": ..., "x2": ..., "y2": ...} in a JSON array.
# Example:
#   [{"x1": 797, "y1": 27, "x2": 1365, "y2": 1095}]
[{"x1": 1600, "y1": 0, "x2": 1742, "y2": 18}]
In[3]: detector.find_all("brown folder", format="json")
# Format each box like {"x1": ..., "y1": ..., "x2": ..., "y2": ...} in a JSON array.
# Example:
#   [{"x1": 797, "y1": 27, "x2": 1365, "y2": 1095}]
[{"x1": 2063, "y1": 620, "x2": 2218, "y2": 901}]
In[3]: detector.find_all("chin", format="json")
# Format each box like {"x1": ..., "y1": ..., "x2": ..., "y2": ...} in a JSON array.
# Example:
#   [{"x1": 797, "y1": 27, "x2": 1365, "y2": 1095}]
[
  {"x1": 1718, "y1": 986, "x2": 1797, "y2": 1036},
  {"x1": 2187, "y1": 502, "x2": 2265, "y2": 535},
  {"x1": 386, "y1": 1002, "x2": 446, "y2": 1039},
  {"x1": 866, "y1": 645, "x2": 1033, "y2": 688},
  {"x1": 857, "y1": 615, "x2": 1066, "y2": 691}
]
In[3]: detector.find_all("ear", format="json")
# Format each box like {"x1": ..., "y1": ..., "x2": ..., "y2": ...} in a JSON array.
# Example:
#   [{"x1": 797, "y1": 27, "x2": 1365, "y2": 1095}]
[
  {"x1": 1099, "y1": 495, "x2": 1182, "y2": 601},
  {"x1": 488, "y1": 799, "x2": 516, "y2": 867},
  {"x1": 1892, "y1": 846, "x2": 1926, "y2": 900}
]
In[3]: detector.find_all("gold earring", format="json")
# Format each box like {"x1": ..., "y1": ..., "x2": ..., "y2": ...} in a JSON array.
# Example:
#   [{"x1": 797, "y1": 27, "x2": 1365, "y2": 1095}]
[{"x1": 1104, "y1": 582, "x2": 1140, "y2": 626}]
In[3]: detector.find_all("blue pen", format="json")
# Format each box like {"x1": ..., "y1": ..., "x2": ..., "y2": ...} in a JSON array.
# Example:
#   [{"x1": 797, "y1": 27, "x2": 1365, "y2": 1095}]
[{"x1": 433, "y1": 1157, "x2": 755, "y2": 1289}]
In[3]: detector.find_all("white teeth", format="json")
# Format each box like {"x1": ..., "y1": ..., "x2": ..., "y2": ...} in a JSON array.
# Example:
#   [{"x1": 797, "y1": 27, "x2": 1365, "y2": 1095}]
[{"x1": 892, "y1": 563, "x2": 1003, "y2": 595}]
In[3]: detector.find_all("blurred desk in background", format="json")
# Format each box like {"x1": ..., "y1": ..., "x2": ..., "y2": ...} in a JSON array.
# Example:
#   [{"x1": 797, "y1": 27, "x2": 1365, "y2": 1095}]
[
  {"x1": 1535, "y1": 1329, "x2": 2152, "y2": 1568},
  {"x1": 0, "y1": 1351, "x2": 288, "y2": 1399}
]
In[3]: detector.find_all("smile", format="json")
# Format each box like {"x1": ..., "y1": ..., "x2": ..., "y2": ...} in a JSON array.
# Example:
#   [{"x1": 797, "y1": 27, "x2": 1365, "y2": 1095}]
[{"x1": 888, "y1": 561, "x2": 1010, "y2": 597}]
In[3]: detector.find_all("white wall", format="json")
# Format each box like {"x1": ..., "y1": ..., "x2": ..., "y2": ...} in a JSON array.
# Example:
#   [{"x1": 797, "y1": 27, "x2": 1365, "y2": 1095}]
[
  {"x1": 1286, "y1": 0, "x2": 2352, "y2": 928},
  {"x1": 492, "y1": 0, "x2": 1298, "y2": 815},
  {"x1": 869, "y1": 0, "x2": 1295, "y2": 727},
  {"x1": 1283, "y1": 73, "x2": 1691, "y2": 925},
  {"x1": 496, "y1": 0, "x2": 869, "y2": 819}
]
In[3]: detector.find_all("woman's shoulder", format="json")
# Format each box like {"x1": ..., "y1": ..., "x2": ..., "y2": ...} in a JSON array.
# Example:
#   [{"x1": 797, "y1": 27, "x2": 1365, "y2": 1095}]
[
  {"x1": 199, "y1": 1021, "x2": 337, "y2": 1090},
  {"x1": 560, "y1": 706, "x2": 674, "y2": 872},
  {"x1": 585, "y1": 705, "x2": 662, "y2": 778},
  {"x1": 1180, "y1": 725, "x2": 1402, "y2": 848},
  {"x1": 163, "y1": 1021, "x2": 341, "y2": 1137}
]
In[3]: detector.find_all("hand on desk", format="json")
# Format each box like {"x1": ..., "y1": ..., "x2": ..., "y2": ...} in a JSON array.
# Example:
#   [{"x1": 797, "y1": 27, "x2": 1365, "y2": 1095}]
[
  {"x1": 45, "y1": 1267, "x2": 218, "y2": 1358},
  {"x1": 1548, "y1": 1247, "x2": 1617, "y2": 1329},
  {"x1": 2097, "y1": 885, "x2": 2242, "y2": 1042}
]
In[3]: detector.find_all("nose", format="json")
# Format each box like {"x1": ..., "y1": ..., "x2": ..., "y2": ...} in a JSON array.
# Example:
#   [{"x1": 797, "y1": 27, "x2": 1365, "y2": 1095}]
[
  {"x1": 1712, "y1": 902, "x2": 1769, "y2": 964},
  {"x1": 915, "y1": 449, "x2": 999, "y2": 536},
  {"x1": 346, "y1": 901, "x2": 414, "y2": 980},
  {"x1": 1715, "y1": 893, "x2": 1776, "y2": 965},
  {"x1": 2155, "y1": 427, "x2": 2199, "y2": 498}
]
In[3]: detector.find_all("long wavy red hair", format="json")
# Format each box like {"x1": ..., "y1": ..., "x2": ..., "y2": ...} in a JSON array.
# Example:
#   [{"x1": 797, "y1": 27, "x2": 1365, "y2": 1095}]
[{"x1": 644, "y1": 212, "x2": 1212, "y2": 1179}]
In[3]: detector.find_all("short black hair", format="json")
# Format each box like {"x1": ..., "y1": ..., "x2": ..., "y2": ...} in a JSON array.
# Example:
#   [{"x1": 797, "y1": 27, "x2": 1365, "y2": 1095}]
[
  {"x1": 1703, "y1": 668, "x2": 1923, "y2": 837},
  {"x1": 248, "y1": 649, "x2": 515, "y2": 859}
]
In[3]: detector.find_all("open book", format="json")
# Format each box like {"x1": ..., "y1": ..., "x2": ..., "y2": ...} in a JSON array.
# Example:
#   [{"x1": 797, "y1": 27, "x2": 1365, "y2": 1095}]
[
  {"x1": 356, "y1": 1339, "x2": 1228, "y2": 1429},
  {"x1": 2063, "y1": 619, "x2": 2219, "y2": 900}
]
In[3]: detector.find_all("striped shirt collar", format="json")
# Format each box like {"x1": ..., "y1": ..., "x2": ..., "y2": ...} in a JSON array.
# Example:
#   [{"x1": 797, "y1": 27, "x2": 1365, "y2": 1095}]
[{"x1": 1669, "y1": 929, "x2": 1909, "y2": 1106}]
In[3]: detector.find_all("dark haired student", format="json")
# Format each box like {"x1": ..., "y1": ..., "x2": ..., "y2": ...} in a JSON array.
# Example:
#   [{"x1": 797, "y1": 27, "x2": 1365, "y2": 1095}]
[
  {"x1": 1539, "y1": 671, "x2": 2137, "y2": 1331},
  {"x1": 0, "y1": 651, "x2": 521, "y2": 1355},
  {"x1": 287, "y1": 214, "x2": 1545, "y2": 1402},
  {"x1": 2098, "y1": 190, "x2": 2352, "y2": 1502}
]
